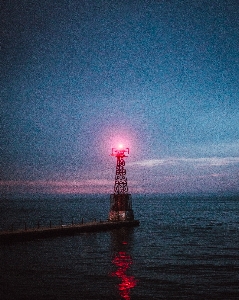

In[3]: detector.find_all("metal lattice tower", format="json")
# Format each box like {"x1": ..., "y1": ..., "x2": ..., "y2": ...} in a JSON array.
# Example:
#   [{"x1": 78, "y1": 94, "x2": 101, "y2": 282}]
[
  {"x1": 109, "y1": 147, "x2": 134, "y2": 221},
  {"x1": 111, "y1": 147, "x2": 129, "y2": 194}
]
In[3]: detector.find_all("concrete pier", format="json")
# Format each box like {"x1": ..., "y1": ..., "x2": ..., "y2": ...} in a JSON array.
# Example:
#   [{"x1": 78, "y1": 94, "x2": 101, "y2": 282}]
[{"x1": 0, "y1": 220, "x2": 140, "y2": 244}]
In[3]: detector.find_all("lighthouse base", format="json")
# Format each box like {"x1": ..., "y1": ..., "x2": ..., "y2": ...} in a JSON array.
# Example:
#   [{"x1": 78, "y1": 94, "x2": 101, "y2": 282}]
[{"x1": 108, "y1": 194, "x2": 134, "y2": 221}]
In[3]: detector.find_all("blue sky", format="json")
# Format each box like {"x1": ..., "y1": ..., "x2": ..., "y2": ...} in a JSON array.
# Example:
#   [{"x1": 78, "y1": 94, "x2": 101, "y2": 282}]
[{"x1": 1, "y1": 0, "x2": 239, "y2": 194}]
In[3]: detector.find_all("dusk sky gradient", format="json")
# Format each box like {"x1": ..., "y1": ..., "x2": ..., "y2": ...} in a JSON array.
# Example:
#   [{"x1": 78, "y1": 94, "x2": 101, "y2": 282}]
[{"x1": 1, "y1": 0, "x2": 239, "y2": 194}]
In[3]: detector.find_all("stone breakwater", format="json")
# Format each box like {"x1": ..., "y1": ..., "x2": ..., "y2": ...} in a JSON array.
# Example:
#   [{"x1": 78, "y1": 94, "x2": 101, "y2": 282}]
[{"x1": 0, "y1": 220, "x2": 140, "y2": 244}]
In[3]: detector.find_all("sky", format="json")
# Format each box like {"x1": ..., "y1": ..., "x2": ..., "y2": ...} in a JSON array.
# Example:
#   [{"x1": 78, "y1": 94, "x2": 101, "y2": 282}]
[{"x1": 1, "y1": 0, "x2": 239, "y2": 195}]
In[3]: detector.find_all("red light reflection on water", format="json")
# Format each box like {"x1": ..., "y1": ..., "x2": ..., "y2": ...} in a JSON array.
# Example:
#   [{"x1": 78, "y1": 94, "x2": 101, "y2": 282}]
[{"x1": 111, "y1": 251, "x2": 137, "y2": 300}]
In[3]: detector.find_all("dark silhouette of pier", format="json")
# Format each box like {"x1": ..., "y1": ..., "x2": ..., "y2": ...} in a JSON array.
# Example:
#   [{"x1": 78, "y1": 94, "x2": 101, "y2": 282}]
[{"x1": 0, "y1": 220, "x2": 140, "y2": 244}]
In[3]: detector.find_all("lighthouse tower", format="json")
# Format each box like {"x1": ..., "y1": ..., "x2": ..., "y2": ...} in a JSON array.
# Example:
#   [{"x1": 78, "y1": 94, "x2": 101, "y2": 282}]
[{"x1": 108, "y1": 146, "x2": 134, "y2": 221}]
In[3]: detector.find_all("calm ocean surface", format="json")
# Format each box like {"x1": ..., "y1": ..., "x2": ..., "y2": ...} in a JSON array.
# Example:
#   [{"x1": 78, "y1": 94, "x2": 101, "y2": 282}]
[{"x1": 0, "y1": 194, "x2": 239, "y2": 299}]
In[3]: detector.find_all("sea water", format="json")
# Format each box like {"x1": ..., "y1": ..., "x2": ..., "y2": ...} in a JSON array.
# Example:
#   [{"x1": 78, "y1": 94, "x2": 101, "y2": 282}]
[{"x1": 0, "y1": 194, "x2": 239, "y2": 299}]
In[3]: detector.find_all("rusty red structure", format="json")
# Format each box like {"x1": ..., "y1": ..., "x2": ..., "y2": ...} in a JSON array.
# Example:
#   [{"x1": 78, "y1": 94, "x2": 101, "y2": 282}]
[{"x1": 108, "y1": 147, "x2": 134, "y2": 221}]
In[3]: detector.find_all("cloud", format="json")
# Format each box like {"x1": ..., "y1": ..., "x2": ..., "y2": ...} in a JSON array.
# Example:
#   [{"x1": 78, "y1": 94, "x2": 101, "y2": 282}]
[
  {"x1": 0, "y1": 179, "x2": 113, "y2": 194},
  {"x1": 1, "y1": 157, "x2": 238, "y2": 195},
  {"x1": 129, "y1": 158, "x2": 177, "y2": 167},
  {"x1": 129, "y1": 156, "x2": 239, "y2": 168}
]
